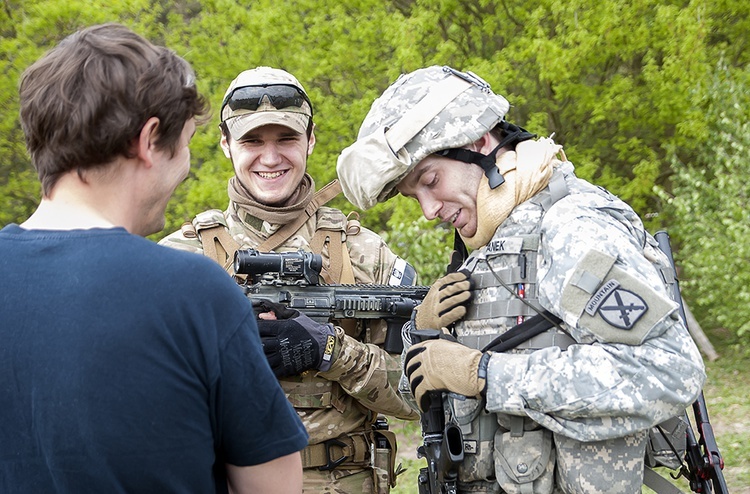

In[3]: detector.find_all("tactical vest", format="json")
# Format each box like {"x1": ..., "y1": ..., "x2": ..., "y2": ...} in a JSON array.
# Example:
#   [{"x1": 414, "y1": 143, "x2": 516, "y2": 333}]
[
  {"x1": 185, "y1": 180, "x2": 356, "y2": 285},
  {"x1": 186, "y1": 194, "x2": 395, "y2": 480},
  {"x1": 449, "y1": 169, "x2": 684, "y2": 493}
]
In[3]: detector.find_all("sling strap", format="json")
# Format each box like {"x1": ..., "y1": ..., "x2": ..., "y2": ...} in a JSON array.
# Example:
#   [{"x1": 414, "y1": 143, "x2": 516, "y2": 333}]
[
  {"x1": 643, "y1": 466, "x2": 686, "y2": 494},
  {"x1": 200, "y1": 221, "x2": 241, "y2": 272},
  {"x1": 309, "y1": 226, "x2": 355, "y2": 284},
  {"x1": 481, "y1": 311, "x2": 563, "y2": 353},
  {"x1": 257, "y1": 179, "x2": 342, "y2": 252}
]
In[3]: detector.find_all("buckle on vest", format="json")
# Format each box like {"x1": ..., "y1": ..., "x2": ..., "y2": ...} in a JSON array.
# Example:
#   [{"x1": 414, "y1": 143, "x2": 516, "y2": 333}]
[{"x1": 318, "y1": 437, "x2": 348, "y2": 471}]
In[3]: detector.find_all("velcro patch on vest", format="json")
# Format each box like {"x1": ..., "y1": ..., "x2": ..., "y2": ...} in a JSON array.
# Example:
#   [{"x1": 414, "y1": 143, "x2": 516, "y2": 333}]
[
  {"x1": 486, "y1": 237, "x2": 525, "y2": 254},
  {"x1": 561, "y1": 249, "x2": 673, "y2": 345}
]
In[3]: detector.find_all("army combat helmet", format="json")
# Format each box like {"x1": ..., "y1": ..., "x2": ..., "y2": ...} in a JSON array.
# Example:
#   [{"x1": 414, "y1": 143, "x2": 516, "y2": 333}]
[{"x1": 337, "y1": 65, "x2": 534, "y2": 210}]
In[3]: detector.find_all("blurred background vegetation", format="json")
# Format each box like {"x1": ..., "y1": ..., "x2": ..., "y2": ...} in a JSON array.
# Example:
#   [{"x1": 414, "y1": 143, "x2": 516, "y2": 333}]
[
  {"x1": 3, "y1": 1, "x2": 749, "y2": 490},
  {"x1": 4, "y1": 0, "x2": 749, "y2": 351},
  {"x1": 3, "y1": 2, "x2": 750, "y2": 347}
]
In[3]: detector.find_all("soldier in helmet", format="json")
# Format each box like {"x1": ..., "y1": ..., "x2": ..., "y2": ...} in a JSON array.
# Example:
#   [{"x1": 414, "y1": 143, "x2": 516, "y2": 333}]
[
  {"x1": 159, "y1": 66, "x2": 419, "y2": 493},
  {"x1": 337, "y1": 66, "x2": 706, "y2": 493}
]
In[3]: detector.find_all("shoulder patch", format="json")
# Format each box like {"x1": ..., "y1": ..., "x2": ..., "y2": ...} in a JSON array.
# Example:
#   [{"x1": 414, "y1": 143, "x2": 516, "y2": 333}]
[
  {"x1": 593, "y1": 285, "x2": 648, "y2": 329},
  {"x1": 561, "y1": 249, "x2": 674, "y2": 345},
  {"x1": 388, "y1": 257, "x2": 417, "y2": 286}
]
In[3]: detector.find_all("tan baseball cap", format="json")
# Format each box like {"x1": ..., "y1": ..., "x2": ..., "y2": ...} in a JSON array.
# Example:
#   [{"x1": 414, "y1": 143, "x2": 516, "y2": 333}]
[{"x1": 220, "y1": 66, "x2": 312, "y2": 140}]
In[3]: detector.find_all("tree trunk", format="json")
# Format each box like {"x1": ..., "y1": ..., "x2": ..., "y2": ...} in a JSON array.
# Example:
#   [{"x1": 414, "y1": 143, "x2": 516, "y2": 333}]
[{"x1": 683, "y1": 298, "x2": 719, "y2": 362}]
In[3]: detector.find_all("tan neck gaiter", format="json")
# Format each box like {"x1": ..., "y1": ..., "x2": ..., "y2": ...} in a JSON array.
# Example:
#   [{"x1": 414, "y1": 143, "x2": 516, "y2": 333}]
[
  {"x1": 227, "y1": 173, "x2": 315, "y2": 225},
  {"x1": 461, "y1": 137, "x2": 563, "y2": 249}
]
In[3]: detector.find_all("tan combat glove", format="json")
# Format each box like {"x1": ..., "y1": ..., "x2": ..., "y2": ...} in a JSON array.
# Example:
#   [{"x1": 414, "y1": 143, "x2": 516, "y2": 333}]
[
  {"x1": 404, "y1": 337, "x2": 489, "y2": 411},
  {"x1": 414, "y1": 271, "x2": 472, "y2": 330}
]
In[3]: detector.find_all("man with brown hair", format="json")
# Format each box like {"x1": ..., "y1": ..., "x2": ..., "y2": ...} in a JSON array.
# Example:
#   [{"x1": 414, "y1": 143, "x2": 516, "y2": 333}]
[
  {"x1": 160, "y1": 66, "x2": 419, "y2": 493},
  {"x1": 0, "y1": 23, "x2": 307, "y2": 493}
]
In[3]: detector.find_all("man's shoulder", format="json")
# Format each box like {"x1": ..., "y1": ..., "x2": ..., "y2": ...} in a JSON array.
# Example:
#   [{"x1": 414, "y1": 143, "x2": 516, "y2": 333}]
[
  {"x1": 311, "y1": 205, "x2": 411, "y2": 285},
  {"x1": 158, "y1": 209, "x2": 231, "y2": 254},
  {"x1": 314, "y1": 206, "x2": 348, "y2": 230},
  {"x1": 313, "y1": 206, "x2": 389, "y2": 251},
  {"x1": 138, "y1": 237, "x2": 219, "y2": 273},
  {"x1": 159, "y1": 228, "x2": 204, "y2": 254}
]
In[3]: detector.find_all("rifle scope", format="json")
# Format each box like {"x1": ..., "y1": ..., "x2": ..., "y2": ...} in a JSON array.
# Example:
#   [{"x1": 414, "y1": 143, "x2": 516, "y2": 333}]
[{"x1": 234, "y1": 249, "x2": 323, "y2": 281}]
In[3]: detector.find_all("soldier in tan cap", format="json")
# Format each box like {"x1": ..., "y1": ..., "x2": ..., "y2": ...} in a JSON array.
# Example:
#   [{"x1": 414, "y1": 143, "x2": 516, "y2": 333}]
[
  {"x1": 160, "y1": 66, "x2": 419, "y2": 493},
  {"x1": 337, "y1": 66, "x2": 706, "y2": 494}
]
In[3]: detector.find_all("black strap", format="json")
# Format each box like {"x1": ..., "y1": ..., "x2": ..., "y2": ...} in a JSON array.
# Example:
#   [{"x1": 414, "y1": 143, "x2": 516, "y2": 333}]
[
  {"x1": 436, "y1": 120, "x2": 536, "y2": 190},
  {"x1": 495, "y1": 121, "x2": 536, "y2": 150},
  {"x1": 446, "y1": 232, "x2": 469, "y2": 274},
  {"x1": 481, "y1": 311, "x2": 562, "y2": 353},
  {"x1": 438, "y1": 147, "x2": 505, "y2": 189}
]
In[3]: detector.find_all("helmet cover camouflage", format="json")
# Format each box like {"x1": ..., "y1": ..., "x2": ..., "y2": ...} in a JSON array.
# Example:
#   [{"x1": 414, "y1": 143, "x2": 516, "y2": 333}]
[{"x1": 337, "y1": 66, "x2": 510, "y2": 209}]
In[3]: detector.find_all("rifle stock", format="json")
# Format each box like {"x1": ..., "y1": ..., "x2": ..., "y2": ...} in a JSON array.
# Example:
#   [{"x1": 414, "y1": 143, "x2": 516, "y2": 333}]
[{"x1": 654, "y1": 231, "x2": 728, "y2": 494}]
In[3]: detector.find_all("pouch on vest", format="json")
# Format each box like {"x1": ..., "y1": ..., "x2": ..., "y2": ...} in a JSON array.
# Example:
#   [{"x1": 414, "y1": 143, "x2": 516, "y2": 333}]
[
  {"x1": 451, "y1": 397, "x2": 498, "y2": 482},
  {"x1": 280, "y1": 374, "x2": 346, "y2": 413},
  {"x1": 494, "y1": 428, "x2": 555, "y2": 494},
  {"x1": 373, "y1": 424, "x2": 399, "y2": 493},
  {"x1": 645, "y1": 414, "x2": 688, "y2": 471}
]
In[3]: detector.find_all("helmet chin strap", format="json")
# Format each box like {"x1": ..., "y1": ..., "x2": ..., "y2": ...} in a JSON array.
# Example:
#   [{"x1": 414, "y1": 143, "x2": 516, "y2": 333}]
[{"x1": 436, "y1": 121, "x2": 536, "y2": 189}]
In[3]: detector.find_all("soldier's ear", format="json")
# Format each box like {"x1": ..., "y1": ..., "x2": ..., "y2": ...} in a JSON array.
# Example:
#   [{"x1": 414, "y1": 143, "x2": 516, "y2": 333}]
[
  {"x1": 473, "y1": 132, "x2": 495, "y2": 156},
  {"x1": 307, "y1": 125, "x2": 316, "y2": 155},
  {"x1": 220, "y1": 131, "x2": 231, "y2": 159}
]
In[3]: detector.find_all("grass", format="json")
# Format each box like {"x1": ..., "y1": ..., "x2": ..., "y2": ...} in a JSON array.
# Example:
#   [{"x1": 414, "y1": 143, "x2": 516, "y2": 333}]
[{"x1": 388, "y1": 330, "x2": 750, "y2": 493}]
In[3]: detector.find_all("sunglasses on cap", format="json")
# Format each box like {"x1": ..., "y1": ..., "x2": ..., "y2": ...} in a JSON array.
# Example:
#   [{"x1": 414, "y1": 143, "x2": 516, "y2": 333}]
[{"x1": 222, "y1": 84, "x2": 313, "y2": 118}]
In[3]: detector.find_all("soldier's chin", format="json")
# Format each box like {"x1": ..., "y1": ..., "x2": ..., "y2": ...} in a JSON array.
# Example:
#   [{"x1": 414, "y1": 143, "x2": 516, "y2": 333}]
[{"x1": 458, "y1": 223, "x2": 477, "y2": 240}]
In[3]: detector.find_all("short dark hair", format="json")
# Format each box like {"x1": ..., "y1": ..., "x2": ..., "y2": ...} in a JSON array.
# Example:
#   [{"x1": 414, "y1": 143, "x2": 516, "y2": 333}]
[{"x1": 19, "y1": 23, "x2": 210, "y2": 196}]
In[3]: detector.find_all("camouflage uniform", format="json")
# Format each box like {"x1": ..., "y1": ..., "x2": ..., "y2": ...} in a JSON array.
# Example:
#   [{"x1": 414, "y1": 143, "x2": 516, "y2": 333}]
[
  {"x1": 159, "y1": 181, "x2": 419, "y2": 493},
  {"x1": 336, "y1": 66, "x2": 706, "y2": 493},
  {"x1": 400, "y1": 161, "x2": 705, "y2": 493}
]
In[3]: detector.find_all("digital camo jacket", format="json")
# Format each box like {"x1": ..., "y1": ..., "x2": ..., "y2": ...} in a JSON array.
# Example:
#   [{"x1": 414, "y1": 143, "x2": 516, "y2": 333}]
[
  {"x1": 401, "y1": 161, "x2": 705, "y2": 493},
  {"x1": 479, "y1": 162, "x2": 705, "y2": 439}
]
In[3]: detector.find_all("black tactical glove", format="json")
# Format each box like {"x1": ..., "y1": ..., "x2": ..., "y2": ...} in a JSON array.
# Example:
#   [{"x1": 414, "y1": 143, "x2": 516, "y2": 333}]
[{"x1": 253, "y1": 299, "x2": 336, "y2": 378}]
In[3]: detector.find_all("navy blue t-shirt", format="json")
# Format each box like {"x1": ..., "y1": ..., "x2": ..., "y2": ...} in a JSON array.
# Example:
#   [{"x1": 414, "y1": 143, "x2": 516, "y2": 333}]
[{"x1": 0, "y1": 225, "x2": 307, "y2": 493}]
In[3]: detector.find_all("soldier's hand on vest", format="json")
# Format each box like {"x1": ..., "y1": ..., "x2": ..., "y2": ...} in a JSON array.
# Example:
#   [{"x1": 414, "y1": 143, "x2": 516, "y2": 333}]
[
  {"x1": 254, "y1": 300, "x2": 336, "y2": 377},
  {"x1": 404, "y1": 335, "x2": 487, "y2": 412},
  {"x1": 414, "y1": 270, "x2": 472, "y2": 330}
]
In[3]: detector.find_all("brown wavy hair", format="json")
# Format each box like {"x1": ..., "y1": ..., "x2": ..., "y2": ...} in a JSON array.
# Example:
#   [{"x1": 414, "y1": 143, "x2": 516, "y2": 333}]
[{"x1": 19, "y1": 23, "x2": 210, "y2": 196}]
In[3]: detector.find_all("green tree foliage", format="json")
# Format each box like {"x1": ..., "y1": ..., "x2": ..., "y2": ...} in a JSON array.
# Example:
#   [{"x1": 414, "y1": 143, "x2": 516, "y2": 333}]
[
  {"x1": 2, "y1": 0, "x2": 750, "y2": 325},
  {"x1": 390, "y1": 0, "x2": 726, "y2": 217},
  {"x1": 660, "y1": 62, "x2": 750, "y2": 350}
]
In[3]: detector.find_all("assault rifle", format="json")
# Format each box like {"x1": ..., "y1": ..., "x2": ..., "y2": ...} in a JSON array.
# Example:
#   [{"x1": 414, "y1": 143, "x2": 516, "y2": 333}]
[
  {"x1": 410, "y1": 329, "x2": 465, "y2": 494},
  {"x1": 655, "y1": 231, "x2": 728, "y2": 494},
  {"x1": 233, "y1": 249, "x2": 429, "y2": 354}
]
